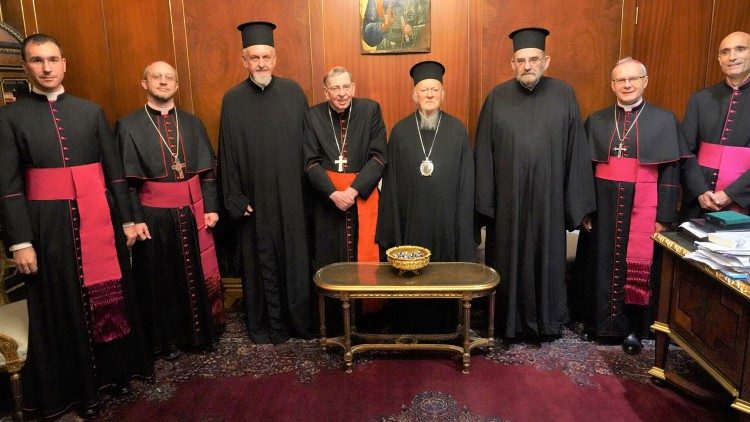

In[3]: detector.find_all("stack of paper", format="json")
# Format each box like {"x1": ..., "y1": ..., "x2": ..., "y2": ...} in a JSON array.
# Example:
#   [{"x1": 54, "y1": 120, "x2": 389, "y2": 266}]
[{"x1": 684, "y1": 231, "x2": 750, "y2": 280}]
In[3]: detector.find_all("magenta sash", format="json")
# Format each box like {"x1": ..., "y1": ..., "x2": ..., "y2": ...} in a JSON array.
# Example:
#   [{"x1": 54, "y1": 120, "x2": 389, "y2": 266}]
[
  {"x1": 139, "y1": 177, "x2": 224, "y2": 324},
  {"x1": 697, "y1": 142, "x2": 750, "y2": 213},
  {"x1": 595, "y1": 157, "x2": 658, "y2": 306},
  {"x1": 25, "y1": 163, "x2": 130, "y2": 342}
]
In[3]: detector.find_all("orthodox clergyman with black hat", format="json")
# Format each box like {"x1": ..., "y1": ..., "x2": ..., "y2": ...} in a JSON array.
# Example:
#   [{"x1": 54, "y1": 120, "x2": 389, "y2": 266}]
[
  {"x1": 475, "y1": 28, "x2": 595, "y2": 341},
  {"x1": 218, "y1": 21, "x2": 313, "y2": 343},
  {"x1": 377, "y1": 61, "x2": 475, "y2": 332}
]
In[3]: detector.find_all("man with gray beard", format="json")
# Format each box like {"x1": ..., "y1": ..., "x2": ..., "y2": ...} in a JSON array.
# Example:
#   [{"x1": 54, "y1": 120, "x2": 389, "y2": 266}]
[
  {"x1": 218, "y1": 21, "x2": 313, "y2": 344},
  {"x1": 377, "y1": 61, "x2": 475, "y2": 332}
]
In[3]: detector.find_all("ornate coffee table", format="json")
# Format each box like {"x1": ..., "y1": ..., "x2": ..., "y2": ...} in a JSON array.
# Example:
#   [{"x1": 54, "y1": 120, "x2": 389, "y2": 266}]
[{"x1": 314, "y1": 262, "x2": 500, "y2": 373}]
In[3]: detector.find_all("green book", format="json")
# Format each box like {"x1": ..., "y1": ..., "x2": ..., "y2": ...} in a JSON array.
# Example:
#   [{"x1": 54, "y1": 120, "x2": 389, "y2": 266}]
[{"x1": 705, "y1": 211, "x2": 750, "y2": 230}]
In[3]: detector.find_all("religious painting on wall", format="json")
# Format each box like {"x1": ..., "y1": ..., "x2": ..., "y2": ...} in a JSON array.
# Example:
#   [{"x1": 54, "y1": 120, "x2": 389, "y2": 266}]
[{"x1": 360, "y1": 0, "x2": 431, "y2": 54}]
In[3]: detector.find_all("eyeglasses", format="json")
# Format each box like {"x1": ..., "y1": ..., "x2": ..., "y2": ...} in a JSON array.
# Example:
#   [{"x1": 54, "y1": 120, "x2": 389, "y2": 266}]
[
  {"x1": 26, "y1": 56, "x2": 63, "y2": 67},
  {"x1": 612, "y1": 76, "x2": 646, "y2": 86},
  {"x1": 416, "y1": 87, "x2": 442, "y2": 95},
  {"x1": 326, "y1": 84, "x2": 353, "y2": 94},
  {"x1": 147, "y1": 73, "x2": 176, "y2": 81},
  {"x1": 512, "y1": 56, "x2": 543, "y2": 66},
  {"x1": 245, "y1": 54, "x2": 275, "y2": 65}
]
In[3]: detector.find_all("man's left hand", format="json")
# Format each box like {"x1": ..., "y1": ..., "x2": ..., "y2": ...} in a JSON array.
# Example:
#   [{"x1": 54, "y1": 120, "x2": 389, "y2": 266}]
[
  {"x1": 713, "y1": 190, "x2": 734, "y2": 209},
  {"x1": 205, "y1": 212, "x2": 219, "y2": 228},
  {"x1": 654, "y1": 221, "x2": 666, "y2": 233},
  {"x1": 123, "y1": 225, "x2": 137, "y2": 247}
]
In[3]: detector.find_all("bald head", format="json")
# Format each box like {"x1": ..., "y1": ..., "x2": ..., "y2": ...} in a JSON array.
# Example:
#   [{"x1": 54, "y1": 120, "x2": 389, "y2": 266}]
[
  {"x1": 718, "y1": 31, "x2": 750, "y2": 86},
  {"x1": 141, "y1": 61, "x2": 179, "y2": 105}
]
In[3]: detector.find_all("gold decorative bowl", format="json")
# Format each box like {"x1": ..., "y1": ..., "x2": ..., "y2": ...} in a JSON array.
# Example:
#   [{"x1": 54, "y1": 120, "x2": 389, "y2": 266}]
[{"x1": 386, "y1": 245, "x2": 431, "y2": 273}]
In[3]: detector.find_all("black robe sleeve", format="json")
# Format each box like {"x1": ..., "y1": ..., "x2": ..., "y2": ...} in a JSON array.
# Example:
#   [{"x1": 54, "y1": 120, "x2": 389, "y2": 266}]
[
  {"x1": 303, "y1": 111, "x2": 337, "y2": 197},
  {"x1": 656, "y1": 161, "x2": 680, "y2": 223},
  {"x1": 115, "y1": 120, "x2": 145, "y2": 223},
  {"x1": 0, "y1": 115, "x2": 33, "y2": 247},
  {"x1": 563, "y1": 91, "x2": 596, "y2": 230},
  {"x1": 474, "y1": 90, "x2": 496, "y2": 220},
  {"x1": 96, "y1": 108, "x2": 133, "y2": 223},
  {"x1": 375, "y1": 127, "x2": 401, "y2": 251},
  {"x1": 218, "y1": 97, "x2": 251, "y2": 220},
  {"x1": 680, "y1": 93, "x2": 710, "y2": 202},
  {"x1": 456, "y1": 125, "x2": 476, "y2": 261},
  {"x1": 350, "y1": 102, "x2": 387, "y2": 199}
]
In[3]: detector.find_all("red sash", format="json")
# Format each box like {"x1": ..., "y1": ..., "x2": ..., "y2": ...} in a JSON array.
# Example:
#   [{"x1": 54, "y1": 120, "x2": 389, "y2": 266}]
[
  {"x1": 327, "y1": 170, "x2": 382, "y2": 313},
  {"x1": 595, "y1": 157, "x2": 658, "y2": 306},
  {"x1": 697, "y1": 142, "x2": 750, "y2": 214},
  {"x1": 139, "y1": 177, "x2": 224, "y2": 324},
  {"x1": 25, "y1": 163, "x2": 130, "y2": 342}
]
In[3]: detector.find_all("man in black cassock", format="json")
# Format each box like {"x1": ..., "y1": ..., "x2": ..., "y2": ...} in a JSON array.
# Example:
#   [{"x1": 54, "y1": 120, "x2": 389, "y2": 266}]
[
  {"x1": 681, "y1": 31, "x2": 750, "y2": 219},
  {"x1": 117, "y1": 61, "x2": 223, "y2": 360},
  {"x1": 475, "y1": 28, "x2": 595, "y2": 341},
  {"x1": 304, "y1": 66, "x2": 386, "y2": 270},
  {"x1": 218, "y1": 21, "x2": 313, "y2": 344},
  {"x1": 377, "y1": 61, "x2": 475, "y2": 332},
  {"x1": 0, "y1": 34, "x2": 152, "y2": 418},
  {"x1": 572, "y1": 58, "x2": 683, "y2": 354}
]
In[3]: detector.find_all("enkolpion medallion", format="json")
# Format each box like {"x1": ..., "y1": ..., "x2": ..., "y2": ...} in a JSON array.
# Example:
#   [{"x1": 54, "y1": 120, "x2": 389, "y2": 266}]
[{"x1": 420, "y1": 159, "x2": 434, "y2": 176}]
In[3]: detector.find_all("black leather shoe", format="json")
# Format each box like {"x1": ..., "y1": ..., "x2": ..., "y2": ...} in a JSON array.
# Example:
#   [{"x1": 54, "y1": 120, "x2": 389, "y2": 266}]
[
  {"x1": 78, "y1": 404, "x2": 99, "y2": 419},
  {"x1": 622, "y1": 334, "x2": 643, "y2": 355},
  {"x1": 113, "y1": 382, "x2": 131, "y2": 396},
  {"x1": 164, "y1": 344, "x2": 181, "y2": 361},
  {"x1": 580, "y1": 331, "x2": 595, "y2": 342},
  {"x1": 270, "y1": 331, "x2": 290, "y2": 345}
]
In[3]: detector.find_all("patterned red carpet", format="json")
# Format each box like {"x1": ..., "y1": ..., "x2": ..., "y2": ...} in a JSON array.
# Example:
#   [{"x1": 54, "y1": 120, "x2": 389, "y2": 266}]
[{"x1": 0, "y1": 312, "x2": 734, "y2": 421}]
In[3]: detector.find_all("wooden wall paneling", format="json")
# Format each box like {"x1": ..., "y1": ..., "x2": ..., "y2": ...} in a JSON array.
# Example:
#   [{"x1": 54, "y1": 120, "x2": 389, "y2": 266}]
[
  {"x1": 0, "y1": 0, "x2": 27, "y2": 36},
  {"x1": 704, "y1": 0, "x2": 750, "y2": 87},
  {"x1": 102, "y1": 0, "x2": 175, "y2": 121},
  {"x1": 631, "y1": 0, "x2": 713, "y2": 119},
  {"x1": 318, "y1": 0, "x2": 470, "y2": 133},
  {"x1": 20, "y1": 0, "x2": 35, "y2": 35},
  {"x1": 619, "y1": 0, "x2": 637, "y2": 58},
  {"x1": 480, "y1": 0, "x2": 623, "y2": 121},
  {"x1": 467, "y1": 0, "x2": 483, "y2": 141},
  {"x1": 31, "y1": 0, "x2": 115, "y2": 119},
  {"x1": 169, "y1": 0, "x2": 194, "y2": 113},
  {"x1": 183, "y1": 0, "x2": 313, "y2": 147}
]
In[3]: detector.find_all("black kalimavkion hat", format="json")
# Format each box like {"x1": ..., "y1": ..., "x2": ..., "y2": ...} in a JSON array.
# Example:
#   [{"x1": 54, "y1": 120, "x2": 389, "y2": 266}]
[
  {"x1": 237, "y1": 21, "x2": 276, "y2": 48},
  {"x1": 409, "y1": 60, "x2": 445, "y2": 85},
  {"x1": 508, "y1": 27, "x2": 550, "y2": 51}
]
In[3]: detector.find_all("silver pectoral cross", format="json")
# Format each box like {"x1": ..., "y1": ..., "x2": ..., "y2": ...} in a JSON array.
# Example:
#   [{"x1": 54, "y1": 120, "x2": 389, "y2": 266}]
[
  {"x1": 335, "y1": 154, "x2": 347, "y2": 172},
  {"x1": 613, "y1": 143, "x2": 627, "y2": 157}
]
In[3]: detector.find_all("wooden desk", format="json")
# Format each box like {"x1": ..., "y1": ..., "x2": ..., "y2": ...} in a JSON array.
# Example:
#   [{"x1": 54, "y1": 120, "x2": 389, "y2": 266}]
[
  {"x1": 651, "y1": 231, "x2": 750, "y2": 415},
  {"x1": 314, "y1": 262, "x2": 499, "y2": 373}
]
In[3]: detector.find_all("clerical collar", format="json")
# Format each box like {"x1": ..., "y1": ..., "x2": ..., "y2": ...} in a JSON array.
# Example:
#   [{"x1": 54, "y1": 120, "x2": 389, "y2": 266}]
[
  {"x1": 617, "y1": 98, "x2": 644, "y2": 112},
  {"x1": 32, "y1": 85, "x2": 65, "y2": 101},
  {"x1": 517, "y1": 77, "x2": 542, "y2": 93},
  {"x1": 146, "y1": 101, "x2": 176, "y2": 116},
  {"x1": 726, "y1": 75, "x2": 750, "y2": 91},
  {"x1": 328, "y1": 103, "x2": 351, "y2": 118}
]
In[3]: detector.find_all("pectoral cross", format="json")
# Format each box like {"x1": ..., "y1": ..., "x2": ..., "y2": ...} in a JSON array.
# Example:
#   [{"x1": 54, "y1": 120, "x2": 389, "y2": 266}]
[
  {"x1": 613, "y1": 143, "x2": 627, "y2": 158},
  {"x1": 171, "y1": 158, "x2": 186, "y2": 179},
  {"x1": 335, "y1": 154, "x2": 347, "y2": 172}
]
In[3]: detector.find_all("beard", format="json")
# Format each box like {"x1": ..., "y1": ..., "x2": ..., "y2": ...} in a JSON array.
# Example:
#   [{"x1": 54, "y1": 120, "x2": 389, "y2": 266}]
[
  {"x1": 419, "y1": 110, "x2": 440, "y2": 130},
  {"x1": 252, "y1": 74, "x2": 272, "y2": 87}
]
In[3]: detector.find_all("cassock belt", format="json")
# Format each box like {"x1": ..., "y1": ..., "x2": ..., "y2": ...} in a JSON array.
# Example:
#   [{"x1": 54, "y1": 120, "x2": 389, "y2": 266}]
[
  {"x1": 327, "y1": 170, "x2": 382, "y2": 313},
  {"x1": 595, "y1": 157, "x2": 658, "y2": 306},
  {"x1": 139, "y1": 177, "x2": 224, "y2": 324},
  {"x1": 25, "y1": 162, "x2": 130, "y2": 343},
  {"x1": 697, "y1": 141, "x2": 750, "y2": 213}
]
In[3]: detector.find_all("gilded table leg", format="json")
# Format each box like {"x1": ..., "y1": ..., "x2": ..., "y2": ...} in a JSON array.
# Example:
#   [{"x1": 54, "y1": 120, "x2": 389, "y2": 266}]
[
  {"x1": 318, "y1": 293, "x2": 327, "y2": 346},
  {"x1": 342, "y1": 294, "x2": 353, "y2": 373},
  {"x1": 10, "y1": 370, "x2": 22, "y2": 421},
  {"x1": 462, "y1": 296, "x2": 472, "y2": 374},
  {"x1": 488, "y1": 290, "x2": 496, "y2": 353},
  {"x1": 649, "y1": 324, "x2": 669, "y2": 382}
]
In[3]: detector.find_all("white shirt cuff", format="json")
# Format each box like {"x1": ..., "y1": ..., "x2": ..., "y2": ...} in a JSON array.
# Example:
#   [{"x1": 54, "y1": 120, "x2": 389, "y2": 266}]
[{"x1": 9, "y1": 242, "x2": 33, "y2": 251}]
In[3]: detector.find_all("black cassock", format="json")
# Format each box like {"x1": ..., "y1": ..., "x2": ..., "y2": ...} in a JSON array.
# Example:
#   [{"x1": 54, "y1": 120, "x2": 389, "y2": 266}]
[
  {"x1": 377, "y1": 111, "x2": 475, "y2": 261},
  {"x1": 475, "y1": 77, "x2": 595, "y2": 339},
  {"x1": 377, "y1": 111, "x2": 475, "y2": 332},
  {"x1": 0, "y1": 92, "x2": 152, "y2": 417},
  {"x1": 218, "y1": 77, "x2": 313, "y2": 342},
  {"x1": 681, "y1": 81, "x2": 750, "y2": 219},
  {"x1": 303, "y1": 98, "x2": 386, "y2": 268},
  {"x1": 117, "y1": 105, "x2": 222, "y2": 353},
  {"x1": 572, "y1": 102, "x2": 682, "y2": 338}
]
